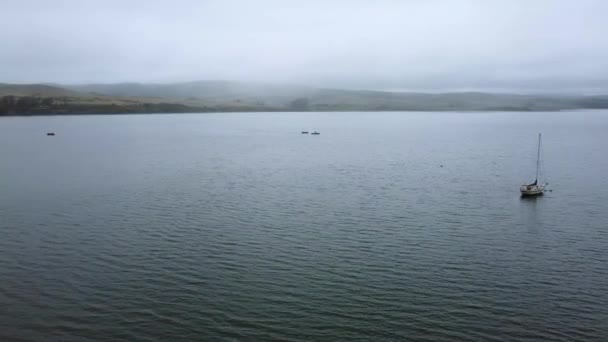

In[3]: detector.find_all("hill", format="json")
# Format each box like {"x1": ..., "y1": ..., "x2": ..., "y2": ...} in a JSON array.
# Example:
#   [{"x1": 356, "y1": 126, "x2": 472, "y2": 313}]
[
  {"x1": 66, "y1": 82, "x2": 608, "y2": 111},
  {"x1": 1, "y1": 81, "x2": 608, "y2": 115},
  {"x1": 0, "y1": 83, "x2": 82, "y2": 97}
]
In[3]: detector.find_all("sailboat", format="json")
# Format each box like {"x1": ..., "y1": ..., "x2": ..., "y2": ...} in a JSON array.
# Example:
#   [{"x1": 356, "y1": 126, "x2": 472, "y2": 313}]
[{"x1": 520, "y1": 133, "x2": 547, "y2": 196}]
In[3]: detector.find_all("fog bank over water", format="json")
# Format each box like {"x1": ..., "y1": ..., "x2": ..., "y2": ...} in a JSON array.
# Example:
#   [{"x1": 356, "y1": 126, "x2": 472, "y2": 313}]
[{"x1": 1, "y1": 0, "x2": 607, "y2": 93}]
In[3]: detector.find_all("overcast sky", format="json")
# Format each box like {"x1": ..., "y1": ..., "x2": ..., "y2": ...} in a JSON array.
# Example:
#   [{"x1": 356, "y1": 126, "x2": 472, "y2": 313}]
[{"x1": 1, "y1": 0, "x2": 607, "y2": 92}]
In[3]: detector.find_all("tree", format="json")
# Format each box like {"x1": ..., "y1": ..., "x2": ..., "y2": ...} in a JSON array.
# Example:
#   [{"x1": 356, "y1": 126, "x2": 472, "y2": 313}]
[
  {"x1": 2, "y1": 95, "x2": 16, "y2": 108},
  {"x1": 16, "y1": 96, "x2": 40, "y2": 111},
  {"x1": 41, "y1": 97, "x2": 54, "y2": 106},
  {"x1": 289, "y1": 97, "x2": 309, "y2": 111}
]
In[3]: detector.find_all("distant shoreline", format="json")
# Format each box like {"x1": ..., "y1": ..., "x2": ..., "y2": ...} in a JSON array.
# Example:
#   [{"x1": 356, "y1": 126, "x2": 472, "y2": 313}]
[
  {"x1": 3, "y1": 108, "x2": 606, "y2": 118},
  {"x1": 2, "y1": 81, "x2": 608, "y2": 116}
]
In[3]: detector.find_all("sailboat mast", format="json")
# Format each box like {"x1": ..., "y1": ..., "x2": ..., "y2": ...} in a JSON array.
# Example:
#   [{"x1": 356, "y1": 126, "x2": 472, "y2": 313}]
[{"x1": 535, "y1": 133, "x2": 541, "y2": 183}]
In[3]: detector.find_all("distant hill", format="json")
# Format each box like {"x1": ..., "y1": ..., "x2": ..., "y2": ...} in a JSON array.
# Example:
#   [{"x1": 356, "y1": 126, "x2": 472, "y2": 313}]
[
  {"x1": 65, "y1": 81, "x2": 608, "y2": 111},
  {"x1": 67, "y1": 81, "x2": 313, "y2": 99},
  {"x1": 0, "y1": 83, "x2": 82, "y2": 97},
  {"x1": 1, "y1": 81, "x2": 608, "y2": 115}
]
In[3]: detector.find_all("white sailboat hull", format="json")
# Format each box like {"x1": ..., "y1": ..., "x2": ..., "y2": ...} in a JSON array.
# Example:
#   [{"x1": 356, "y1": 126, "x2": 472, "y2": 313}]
[{"x1": 520, "y1": 184, "x2": 545, "y2": 196}]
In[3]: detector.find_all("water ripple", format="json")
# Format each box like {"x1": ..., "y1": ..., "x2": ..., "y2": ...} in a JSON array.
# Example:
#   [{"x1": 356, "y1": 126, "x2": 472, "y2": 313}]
[{"x1": 1, "y1": 112, "x2": 608, "y2": 341}]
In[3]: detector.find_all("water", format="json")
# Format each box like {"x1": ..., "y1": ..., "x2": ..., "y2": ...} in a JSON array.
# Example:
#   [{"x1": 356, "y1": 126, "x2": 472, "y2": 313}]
[{"x1": 1, "y1": 111, "x2": 607, "y2": 341}]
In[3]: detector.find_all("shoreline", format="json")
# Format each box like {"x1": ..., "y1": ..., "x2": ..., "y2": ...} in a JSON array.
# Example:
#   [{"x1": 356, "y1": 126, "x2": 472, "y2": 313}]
[{"x1": 2, "y1": 108, "x2": 605, "y2": 118}]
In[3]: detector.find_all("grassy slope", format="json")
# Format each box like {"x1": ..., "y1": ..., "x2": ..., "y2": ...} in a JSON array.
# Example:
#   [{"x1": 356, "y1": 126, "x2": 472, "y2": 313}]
[
  {"x1": 2, "y1": 82, "x2": 608, "y2": 115},
  {"x1": 70, "y1": 82, "x2": 608, "y2": 111},
  {"x1": 0, "y1": 83, "x2": 282, "y2": 115}
]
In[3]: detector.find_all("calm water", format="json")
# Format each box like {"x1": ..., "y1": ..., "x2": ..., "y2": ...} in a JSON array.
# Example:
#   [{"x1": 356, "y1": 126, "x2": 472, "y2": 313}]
[{"x1": 1, "y1": 111, "x2": 607, "y2": 341}]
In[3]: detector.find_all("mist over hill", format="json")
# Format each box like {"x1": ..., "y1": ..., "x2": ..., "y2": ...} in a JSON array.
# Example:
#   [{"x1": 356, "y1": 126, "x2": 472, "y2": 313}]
[{"x1": 1, "y1": 81, "x2": 608, "y2": 115}]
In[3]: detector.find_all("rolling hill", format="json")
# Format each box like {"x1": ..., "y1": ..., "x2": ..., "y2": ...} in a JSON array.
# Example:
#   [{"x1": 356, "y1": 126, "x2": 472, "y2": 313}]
[{"x1": 1, "y1": 81, "x2": 608, "y2": 115}]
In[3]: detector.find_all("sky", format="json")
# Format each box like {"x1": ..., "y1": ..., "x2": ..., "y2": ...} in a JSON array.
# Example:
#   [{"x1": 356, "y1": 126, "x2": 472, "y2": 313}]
[{"x1": 1, "y1": 0, "x2": 607, "y2": 93}]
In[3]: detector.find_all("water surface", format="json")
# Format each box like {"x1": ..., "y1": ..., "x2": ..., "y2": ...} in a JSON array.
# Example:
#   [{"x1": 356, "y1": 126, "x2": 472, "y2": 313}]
[{"x1": 1, "y1": 111, "x2": 607, "y2": 341}]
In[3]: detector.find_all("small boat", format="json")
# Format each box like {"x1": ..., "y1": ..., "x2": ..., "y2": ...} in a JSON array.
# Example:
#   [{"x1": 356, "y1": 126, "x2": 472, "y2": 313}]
[
  {"x1": 47, "y1": 132, "x2": 55, "y2": 136},
  {"x1": 301, "y1": 131, "x2": 309, "y2": 134},
  {"x1": 311, "y1": 131, "x2": 320, "y2": 135},
  {"x1": 520, "y1": 133, "x2": 547, "y2": 196}
]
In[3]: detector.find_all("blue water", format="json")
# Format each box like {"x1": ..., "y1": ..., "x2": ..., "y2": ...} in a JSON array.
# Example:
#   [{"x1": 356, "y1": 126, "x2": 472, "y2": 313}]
[{"x1": 1, "y1": 111, "x2": 607, "y2": 341}]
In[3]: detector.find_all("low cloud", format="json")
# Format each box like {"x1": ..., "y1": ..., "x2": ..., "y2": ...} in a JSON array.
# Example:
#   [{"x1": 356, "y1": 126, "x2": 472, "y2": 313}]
[{"x1": 1, "y1": 0, "x2": 607, "y2": 93}]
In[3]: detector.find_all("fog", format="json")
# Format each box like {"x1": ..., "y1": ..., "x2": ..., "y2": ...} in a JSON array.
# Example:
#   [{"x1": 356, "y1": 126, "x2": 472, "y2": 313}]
[{"x1": 2, "y1": 0, "x2": 607, "y2": 93}]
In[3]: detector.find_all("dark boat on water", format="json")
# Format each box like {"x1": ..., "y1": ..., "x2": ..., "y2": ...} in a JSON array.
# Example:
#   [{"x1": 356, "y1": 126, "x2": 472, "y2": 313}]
[
  {"x1": 47, "y1": 132, "x2": 55, "y2": 136},
  {"x1": 301, "y1": 131, "x2": 309, "y2": 134},
  {"x1": 311, "y1": 131, "x2": 320, "y2": 135}
]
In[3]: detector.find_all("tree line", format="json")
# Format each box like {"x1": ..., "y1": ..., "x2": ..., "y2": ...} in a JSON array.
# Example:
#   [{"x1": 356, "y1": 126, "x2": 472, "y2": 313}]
[
  {"x1": 0, "y1": 95, "x2": 285, "y2": 115},
  {"x1": 0, "y1": 96, "x2": 67, "y2": 115}
]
